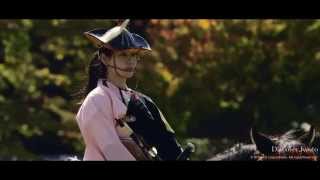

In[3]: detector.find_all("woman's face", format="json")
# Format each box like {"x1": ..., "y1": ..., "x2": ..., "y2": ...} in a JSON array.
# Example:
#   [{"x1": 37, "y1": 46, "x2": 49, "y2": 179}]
[{"x1": 103, "y1": 49, "x2": 141, "y2": 79}]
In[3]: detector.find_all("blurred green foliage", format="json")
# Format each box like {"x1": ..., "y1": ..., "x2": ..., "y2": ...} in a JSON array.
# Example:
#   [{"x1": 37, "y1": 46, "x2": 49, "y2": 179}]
[{"x1": 1, "y1": 20, "x2": 320, "y2": 160}]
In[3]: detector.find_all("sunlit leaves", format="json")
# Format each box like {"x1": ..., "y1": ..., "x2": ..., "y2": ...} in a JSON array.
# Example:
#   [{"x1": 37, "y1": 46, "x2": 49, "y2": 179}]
[{"x1": 1, "y1": 19, "x2": 320, "y2": 159}]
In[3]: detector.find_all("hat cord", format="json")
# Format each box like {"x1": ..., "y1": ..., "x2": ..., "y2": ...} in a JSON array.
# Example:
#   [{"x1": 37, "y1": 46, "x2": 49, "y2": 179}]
[{"x1": 99, "y1": 49, "x2": 139, "y2": 90}]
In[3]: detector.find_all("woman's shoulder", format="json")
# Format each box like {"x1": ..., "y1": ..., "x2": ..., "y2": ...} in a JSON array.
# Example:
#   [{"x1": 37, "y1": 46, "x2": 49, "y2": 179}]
[
  {"x1": 76, "y1": 86, "x2": 112, "y2": 121},
  {"x1": 81, "y1": 86, "x2": 111, "y2": 108}
]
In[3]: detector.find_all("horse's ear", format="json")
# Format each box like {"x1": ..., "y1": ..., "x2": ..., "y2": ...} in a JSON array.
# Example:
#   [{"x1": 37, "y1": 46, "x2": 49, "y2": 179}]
[
  {"x1": 298, "y1": 125, "x2": 316, "y2": 146},
  {"x1": 250, "y1": 127, "x2": 275, "y2": 155}
]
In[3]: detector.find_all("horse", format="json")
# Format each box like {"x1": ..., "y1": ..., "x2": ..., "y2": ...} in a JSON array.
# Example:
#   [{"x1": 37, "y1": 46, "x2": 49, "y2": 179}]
[
  {"x1": 52, "y1": 126, "x2": 320, "y2": 161},
  {"x1": 208, "y1": 125, "x2": 319, "y2": 161}
]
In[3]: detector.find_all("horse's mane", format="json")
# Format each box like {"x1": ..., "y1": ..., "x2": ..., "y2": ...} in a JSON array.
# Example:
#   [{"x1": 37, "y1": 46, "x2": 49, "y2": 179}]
[
  {"x1": 282, "y1": 128, "x2": 308, "y2": 140},
  {"x1": 208, "y1": 143, "x2": 257, "y2": 161},
  {"x1": 312, "y1": 132, "x2": 320, "y2": 156}
]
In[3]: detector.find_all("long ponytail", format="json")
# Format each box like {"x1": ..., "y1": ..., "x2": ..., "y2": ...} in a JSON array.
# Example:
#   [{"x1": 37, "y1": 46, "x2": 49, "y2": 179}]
[
  {"x1": 85, "y1": 51, "x2": 107, "y2": 96},
  {"x1": 76, "y1": 48, "x2": 113, "y2": 103}
]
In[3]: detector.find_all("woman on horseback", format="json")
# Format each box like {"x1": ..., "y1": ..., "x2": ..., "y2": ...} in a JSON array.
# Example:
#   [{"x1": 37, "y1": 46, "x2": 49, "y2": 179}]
[{"x1": 75, "y1": 20, "x2": 183, "y2": 161}]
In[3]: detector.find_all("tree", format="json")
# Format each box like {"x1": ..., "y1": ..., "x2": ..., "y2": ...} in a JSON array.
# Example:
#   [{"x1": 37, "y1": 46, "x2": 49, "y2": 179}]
[{"x1": 1, "y1": 19, "x2": 320, "y2": 160}]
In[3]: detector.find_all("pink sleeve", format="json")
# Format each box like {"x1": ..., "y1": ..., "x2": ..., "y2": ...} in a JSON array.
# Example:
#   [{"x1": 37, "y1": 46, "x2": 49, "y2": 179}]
[{"x1": 78, "y1": 94, "x2": 136, "y2": 161}]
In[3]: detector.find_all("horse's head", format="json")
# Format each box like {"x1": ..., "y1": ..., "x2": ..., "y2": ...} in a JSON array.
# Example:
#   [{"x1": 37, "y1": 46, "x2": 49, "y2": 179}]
[{"x1": 250, "y1": 126, "x2": 318, "y2": 161}]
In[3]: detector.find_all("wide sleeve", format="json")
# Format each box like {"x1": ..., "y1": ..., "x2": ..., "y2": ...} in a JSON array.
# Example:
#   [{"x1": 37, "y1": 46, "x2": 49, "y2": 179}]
[
  {"x1": 126, "y1": 91, "x2": 183, "y2": 160},
  {"x1": 77, "y1": 94, "x2": 136, "y2": 161},
  {"x1": 142, "y1": 96, "x2": 183, "y2": 160}
]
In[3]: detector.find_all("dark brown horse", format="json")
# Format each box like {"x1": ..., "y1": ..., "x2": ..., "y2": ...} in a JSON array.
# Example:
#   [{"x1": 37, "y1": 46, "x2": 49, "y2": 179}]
[
  {"x1": 53, "y1": 126, "x2": 320, "y2": 161},
  {"x1": 208, "y1": 126, "x2": 318, "y2": 161}
]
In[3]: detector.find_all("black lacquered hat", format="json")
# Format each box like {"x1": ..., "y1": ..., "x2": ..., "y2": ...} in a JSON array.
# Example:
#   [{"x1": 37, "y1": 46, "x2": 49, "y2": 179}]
[{"x1": 84, "y1": 19, "x2": 151, "y2": 52}]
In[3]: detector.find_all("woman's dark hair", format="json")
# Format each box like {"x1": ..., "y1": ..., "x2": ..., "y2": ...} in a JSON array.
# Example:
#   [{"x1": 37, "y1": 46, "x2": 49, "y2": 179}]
[{"x1": 76, "y1": 48, "x2": 113, "y2": 102}]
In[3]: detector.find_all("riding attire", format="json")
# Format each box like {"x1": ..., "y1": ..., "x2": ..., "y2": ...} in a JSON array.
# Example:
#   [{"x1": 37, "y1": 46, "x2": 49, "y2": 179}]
[{"x1": 76, "y1": 20, "x2": 183, "y2": 161}]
